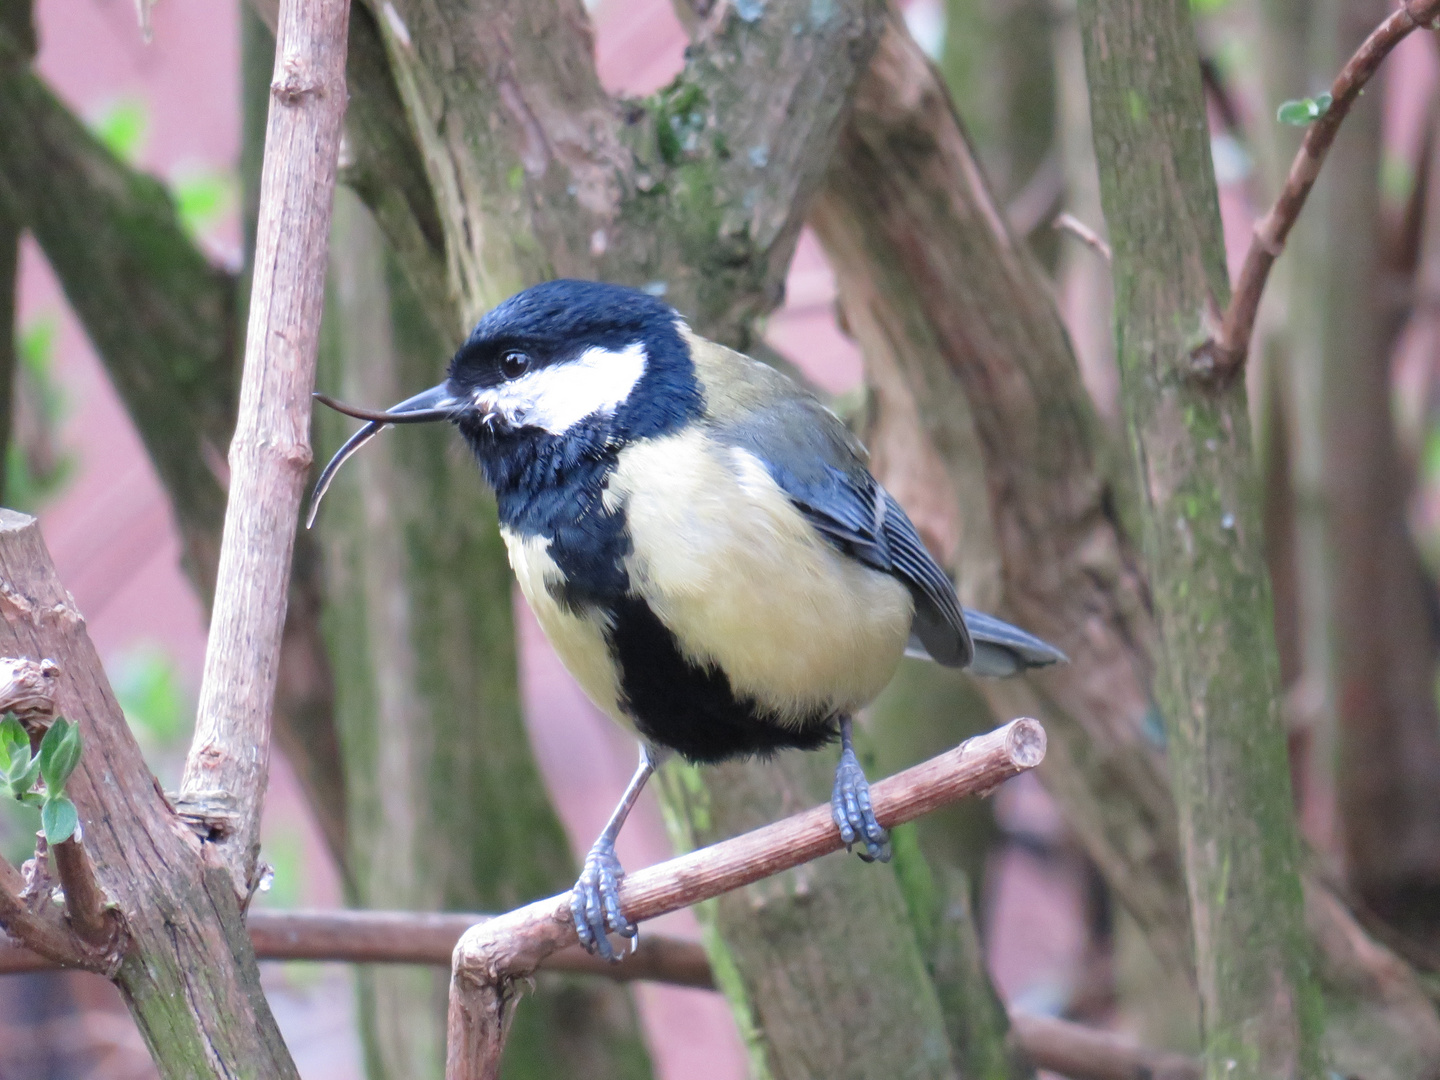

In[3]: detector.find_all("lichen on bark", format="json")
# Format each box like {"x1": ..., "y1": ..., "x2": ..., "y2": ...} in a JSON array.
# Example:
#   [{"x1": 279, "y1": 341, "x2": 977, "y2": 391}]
[{"x1": 1075, "y1": 0, "x2": 1325, "y2": 1075}]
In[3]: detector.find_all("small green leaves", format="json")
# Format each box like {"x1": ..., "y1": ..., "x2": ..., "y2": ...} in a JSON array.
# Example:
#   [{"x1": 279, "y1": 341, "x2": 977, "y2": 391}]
[
  {"x1": 1, "y1": 714, "x2": 40, "y2": 800},
  {"x1": 39, "y1": 718, "x2": 82, "y2": 794},
  {"x1": 1277, "y1": 93, "x2": 1333, "y2": 126},
  {"x1": 0, "y1": 713, "x2": 84, "y2": 843},
  {"x1": 41, "y1": 797, "x2": 78, "y2": 845},
  {"x1": 0, "y1": 713, "x2": 27, "y2": 771}
]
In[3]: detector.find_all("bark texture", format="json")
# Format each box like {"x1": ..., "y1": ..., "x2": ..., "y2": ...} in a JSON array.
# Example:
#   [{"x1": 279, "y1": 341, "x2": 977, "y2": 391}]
[
  {"x1": 317, "y1": 189, "x2": 652, "y2": 1080},
  {"x1": 241, "y1": 1, "x2": 349, "y2": 868},
  {"x1": 812, "y1": 17, "x2": 1190, "y2": 979},
  {"x1": 0, "y1": 511, "x2": 299, "y2": 1079},
  {"x1": 1075, "y1": 2, "x2": 1323, "y2": 1076}
]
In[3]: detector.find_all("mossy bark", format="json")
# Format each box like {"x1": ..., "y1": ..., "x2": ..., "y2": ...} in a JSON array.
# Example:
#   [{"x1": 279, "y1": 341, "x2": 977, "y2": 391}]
[
  {"x1": 316, "y1": 188, "x2": 652, "y2": 1080},
  {"x1": 0, "y1": 198, "x2": 15, "y2": 508},
  {"x1": 1075, "y1": 1, "x2": 1325, "y2": 1076},
  {"x1": 653, "y1": 750, "x2": 957, "y2": 1080},
  {"x1": 811, "y1": 17, "x2": 1192, "y2": 983}
]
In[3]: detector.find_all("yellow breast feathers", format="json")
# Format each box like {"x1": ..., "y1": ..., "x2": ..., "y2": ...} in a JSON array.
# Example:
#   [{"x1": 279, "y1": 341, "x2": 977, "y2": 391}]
[{"x1": 604, "y1": 429, "x2": 912, "y2": 725}]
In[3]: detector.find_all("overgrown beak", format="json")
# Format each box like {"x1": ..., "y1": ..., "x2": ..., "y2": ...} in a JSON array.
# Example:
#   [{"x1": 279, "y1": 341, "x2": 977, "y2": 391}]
[{"x1": 306, "y1": 383, "x2": 457, "y2": 529}]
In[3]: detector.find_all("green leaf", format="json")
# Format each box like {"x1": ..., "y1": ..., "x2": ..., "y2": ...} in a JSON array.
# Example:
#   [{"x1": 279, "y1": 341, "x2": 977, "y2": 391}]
[
  {"x1": 18, "y1": 791, "x2": 43, "y2": 808},
  {"x1": 90, "y1": 98, "x2": 149, "y2": 163},
  {"x1": 171, "y1": 171, "x2": 236, "y2": 240},
  {"x1": 6, "y1": 751, "x2": 35, "y2": 790},
  {"x1": 17, "y1": 754, "x2": 40, "y2": 793},
  {"x1": 0, "y1": 714, "x2": 27, "y2": 767},
  {"x1": 41, "y1": 796, "x2": 78, "y2": 844},
  {"x1": 39, "y1": 718, "x2": 81, "y2": 794},
  {"x1": 1277, "y1": 93, "x2": 1333, "y2": 126}
]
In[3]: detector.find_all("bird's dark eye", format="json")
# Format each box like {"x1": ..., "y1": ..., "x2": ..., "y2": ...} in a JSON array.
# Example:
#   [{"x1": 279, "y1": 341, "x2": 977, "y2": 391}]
[{"x1": 500, "y1": 350, "x2": 531, "y2": 379}]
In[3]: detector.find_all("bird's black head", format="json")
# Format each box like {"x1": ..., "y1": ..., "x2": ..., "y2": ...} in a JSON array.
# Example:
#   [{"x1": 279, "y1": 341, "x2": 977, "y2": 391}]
[
  {"x1": 306, "y1": 279, "x2": 703, "y2": 529},
  {"x1": 446, "y1": 280, "x2": 701, "y2": 464}
]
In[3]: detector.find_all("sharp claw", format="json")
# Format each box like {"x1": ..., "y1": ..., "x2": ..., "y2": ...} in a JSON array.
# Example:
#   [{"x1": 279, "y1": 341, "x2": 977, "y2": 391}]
[
  {"x1": 570, "y1": 844, "x2": 633, "y2": 961},
  {"x1": 832, "y1": 744, "x2": 891, "y2": 864}
]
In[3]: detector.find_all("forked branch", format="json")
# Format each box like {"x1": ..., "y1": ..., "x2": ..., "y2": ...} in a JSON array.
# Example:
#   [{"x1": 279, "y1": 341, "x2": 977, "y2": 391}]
[
  {"x1": 445, "y1": 718, "x2": 1045, "y2": 1080},
  {"x1": 1203, "y1": 0, "x2": 1440, "y2": 380}
]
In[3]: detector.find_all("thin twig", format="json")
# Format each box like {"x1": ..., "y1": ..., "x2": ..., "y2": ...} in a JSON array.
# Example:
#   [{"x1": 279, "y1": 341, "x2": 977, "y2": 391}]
[
  {"x1": 446, "y1": 718, "x2": 1046, "y2": 1080},
  {"x1": 1204, "y1": 0, "x2": 1440, "y2": 381},
  {"x1": 0, "y1": 852, "x2": 85, "y2": 968},
  {"x1": 180, "y1": 0, "x2": 351, "y2": 894},
  {"x1": 0, "y1": 906, "x2": 1203, "y2": 1080},
  {"x1": 1012, "y1": 1013, "x2": 1201, "y2": 1080},
  {"x1": 1053, "y1": 212, "x2": 1113, "y2": 263},
  {"x1": 49, "y1": 839, "x2": 117, "y2": 949}
]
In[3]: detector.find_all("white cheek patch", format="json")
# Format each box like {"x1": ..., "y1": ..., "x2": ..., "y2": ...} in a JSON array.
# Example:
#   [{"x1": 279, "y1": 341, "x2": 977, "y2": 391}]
[{"x1": 481, "y1": 341, "x2": 648, "y2": 434}]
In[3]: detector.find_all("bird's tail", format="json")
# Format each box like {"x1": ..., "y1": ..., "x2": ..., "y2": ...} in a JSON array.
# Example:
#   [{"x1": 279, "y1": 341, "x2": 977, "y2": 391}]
[{"x1": 961, "y1": 608, "x2": 1067, "y2": 678}]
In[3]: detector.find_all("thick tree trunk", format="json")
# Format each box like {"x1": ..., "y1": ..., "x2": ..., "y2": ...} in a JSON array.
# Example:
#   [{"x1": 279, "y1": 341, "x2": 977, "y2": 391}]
[
  {"x1": 0, "y1": 196, "x2": 15, "y2": 509},
  {"x1": 317, "y1": 189, "x2": 653, "y2": 1080},
  {"x1": 1076, "y1": 2, "x2": 1324, "y2": 1076}
]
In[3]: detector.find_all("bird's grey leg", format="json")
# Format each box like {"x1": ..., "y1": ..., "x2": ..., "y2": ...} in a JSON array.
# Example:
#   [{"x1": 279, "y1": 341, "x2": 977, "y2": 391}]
[
  {"x1": 571, "y1": 744, "x2": 656, "y2": 961},
  {"x1": 831, "y1": 715, "x2": 890, "y2": 863}
]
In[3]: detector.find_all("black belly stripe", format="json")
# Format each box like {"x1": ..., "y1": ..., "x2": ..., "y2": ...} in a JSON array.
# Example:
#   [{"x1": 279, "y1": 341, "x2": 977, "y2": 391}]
[{"x1": 606, "y1": 595, "x2": 837, "y2": 764}]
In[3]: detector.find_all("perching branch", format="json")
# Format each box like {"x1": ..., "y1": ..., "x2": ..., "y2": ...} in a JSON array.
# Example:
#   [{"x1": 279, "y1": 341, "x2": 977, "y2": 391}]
[
  {"x1": 180, "y1": 0, "x2": 352, "y2": 894},
  {"x1": 1202, "y1": 0, "x2": 1440, "y2": 381},
  {"x1": 445, "y1": 718, "x2": 1045, "y2": 1080}
]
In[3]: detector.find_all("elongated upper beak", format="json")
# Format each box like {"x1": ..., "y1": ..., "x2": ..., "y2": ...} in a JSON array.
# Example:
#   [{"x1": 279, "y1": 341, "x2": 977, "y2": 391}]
[{"x1": 306, "y1": 383, "x2": 458, "y2": 529}]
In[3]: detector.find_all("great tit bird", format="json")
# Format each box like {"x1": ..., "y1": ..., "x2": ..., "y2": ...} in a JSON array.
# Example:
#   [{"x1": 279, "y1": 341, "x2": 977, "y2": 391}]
[{"x1": 309, "y1": 279, "x2": 1064, "y2": 960}]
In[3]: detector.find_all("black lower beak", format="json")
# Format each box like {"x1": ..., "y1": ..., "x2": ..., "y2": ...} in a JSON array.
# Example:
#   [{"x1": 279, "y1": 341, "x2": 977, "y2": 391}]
[{"x1": 307, "y1": 383, "x2": 456, "y2": 528}]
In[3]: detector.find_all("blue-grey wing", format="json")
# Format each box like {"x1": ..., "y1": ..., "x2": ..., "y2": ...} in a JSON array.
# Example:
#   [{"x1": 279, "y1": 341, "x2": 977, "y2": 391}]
[{"x1": 707, "y1": 390, "x2": 974, "y2": 668}]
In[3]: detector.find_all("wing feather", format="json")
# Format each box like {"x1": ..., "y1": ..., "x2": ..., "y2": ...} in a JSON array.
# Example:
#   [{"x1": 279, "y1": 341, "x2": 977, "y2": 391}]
[{"x1": 692, "y1": 343, "x2": 973, "y2": 668}]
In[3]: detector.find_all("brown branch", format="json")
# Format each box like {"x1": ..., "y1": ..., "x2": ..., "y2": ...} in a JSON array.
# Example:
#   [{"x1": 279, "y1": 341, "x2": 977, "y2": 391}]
[
  {"x1": 1053, "y1": 211, "x2": 1113, "y2": 262},
  {"x1": 49, "y1": 839, "x2": 117, "y2": 949},
  {"x1": 1012, "y1": 1014, "x2": 1201, "y2": 1080},
  {"x1": 1205, "y1": 0, "x2": 1440, "y2": 380},
  {"x1": 0, "y1": 909, "x2": 714, "y2": 985},
  {"x1": 180, "y1": 0, "x2": 351, "y2": 894},
  {"x1": 445, "y1": 718, "x2": 1045, "y2": 1080},
  {"x1": 0, "y1": 850, "x2": 85, "y2": 968},
  {"x1": 0, "y1": 907, "x2": 1205, "y2": 1080}
]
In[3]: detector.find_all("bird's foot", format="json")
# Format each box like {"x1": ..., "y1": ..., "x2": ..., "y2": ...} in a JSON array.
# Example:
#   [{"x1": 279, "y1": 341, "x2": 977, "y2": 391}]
[
  {"x1": 831, "y1": 746, "x2": 890, "y2": 863},
  {"x1": 570, "y1": 839, "x2": 636, "y2": 961}
]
